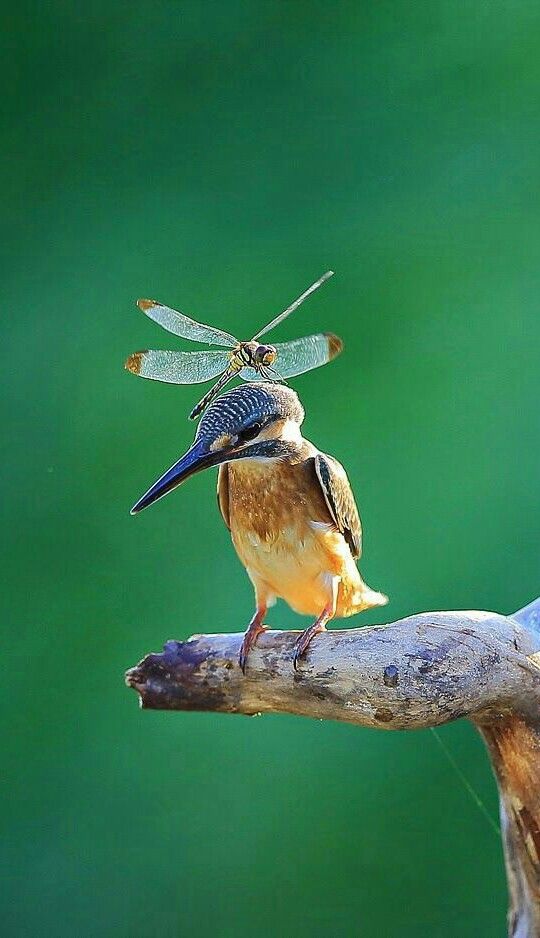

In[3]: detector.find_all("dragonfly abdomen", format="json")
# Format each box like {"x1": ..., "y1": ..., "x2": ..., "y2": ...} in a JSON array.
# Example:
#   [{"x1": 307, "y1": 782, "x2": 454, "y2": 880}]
[{"x1": 189, "y1": 356, "x2": 243, "y2": 421}]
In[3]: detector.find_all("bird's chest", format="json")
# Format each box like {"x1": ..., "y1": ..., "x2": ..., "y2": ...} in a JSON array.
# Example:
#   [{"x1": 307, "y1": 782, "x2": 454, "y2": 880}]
[
  {"x1": 225, "y1": 459, "x2": 353, "y2": 616},
  {"x1": 227, "y1": 460, "x2": 318, "y2": 552}
]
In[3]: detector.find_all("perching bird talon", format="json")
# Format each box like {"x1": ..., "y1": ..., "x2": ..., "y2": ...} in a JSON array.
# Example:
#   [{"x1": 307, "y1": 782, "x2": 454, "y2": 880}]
[
  {"x1": 238, "y1": 622, "x2": 267, "y2": 674},
  {"x1": 292, "y1": 619, "x2": 329, "y2": 670},
  {"x1": 238, "y1": 644, "x2": 251, "y2": 675},
  {"x1": 292, "y1": 639, "x2": 310, "y2": 671}
]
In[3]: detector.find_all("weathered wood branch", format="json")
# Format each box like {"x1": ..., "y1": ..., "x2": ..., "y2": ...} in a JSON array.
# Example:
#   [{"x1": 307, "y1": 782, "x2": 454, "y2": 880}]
[{"x1": 126, "y1": 597, "x2": 540, "y2": 938}]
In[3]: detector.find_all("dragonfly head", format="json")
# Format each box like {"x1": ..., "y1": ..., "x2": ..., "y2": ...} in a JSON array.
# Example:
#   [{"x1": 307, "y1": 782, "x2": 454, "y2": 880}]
[
  {"x1": 130, "y1": 383, "x2": 305, "y2": 514},
  {"x1": 240, "y1": 341, "x2": 277, "y2": 369},
  {"x1": 253, "y1": 343, "x2": 277, "y2": 367}
]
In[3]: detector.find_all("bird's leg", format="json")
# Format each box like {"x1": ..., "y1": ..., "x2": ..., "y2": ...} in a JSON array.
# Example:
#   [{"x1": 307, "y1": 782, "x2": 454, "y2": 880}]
[
  {"x1": 293, "y1": 577, "x2": 339, "y2": 670},
  {"x1": 238, "y1": 603, "x2": 268, "y2": 674},
  {"x1": 292, "y1": 608, "x2": 331, "y2": 671}
]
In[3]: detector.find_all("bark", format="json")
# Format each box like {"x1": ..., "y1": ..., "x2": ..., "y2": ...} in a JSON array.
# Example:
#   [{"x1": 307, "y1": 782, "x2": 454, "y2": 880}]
[{"x1": 126, "y1": 597, "x2": 540, "y2": 937}]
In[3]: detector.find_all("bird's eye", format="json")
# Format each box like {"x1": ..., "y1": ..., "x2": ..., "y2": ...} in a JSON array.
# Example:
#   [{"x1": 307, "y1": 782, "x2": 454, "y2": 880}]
[{"x1": 238, "y1": 421, "x2": 263, "y2": 444}]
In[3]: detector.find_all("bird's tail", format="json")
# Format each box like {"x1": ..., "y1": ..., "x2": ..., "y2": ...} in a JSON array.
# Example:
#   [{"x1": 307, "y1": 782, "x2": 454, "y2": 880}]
[{"x1": 353, "y1": 581, "x2": 389, "y2": 613}]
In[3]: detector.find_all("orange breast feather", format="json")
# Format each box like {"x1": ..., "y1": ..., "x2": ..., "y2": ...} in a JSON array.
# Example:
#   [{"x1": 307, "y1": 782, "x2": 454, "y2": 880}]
[{"x1": 226, "y1": 459, "x2": 362, "y2": 617}]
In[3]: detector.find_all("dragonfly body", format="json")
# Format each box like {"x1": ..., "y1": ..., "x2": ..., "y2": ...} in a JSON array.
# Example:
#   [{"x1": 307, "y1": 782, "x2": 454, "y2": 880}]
[
  {"x1": 235, "y1": 340, "x2": 278, "y2": 370},
  {"x1": 186, "y1": 340, "x2": 278, "y2": 419},
  {"x1": 125, "y1": 271, "x2": 342, "y2": 419}
]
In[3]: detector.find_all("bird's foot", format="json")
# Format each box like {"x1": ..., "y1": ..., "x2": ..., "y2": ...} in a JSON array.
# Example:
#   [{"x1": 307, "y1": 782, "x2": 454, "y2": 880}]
[
  {"x1": 293, "y1": 622, "x2": 327, "y2": 671},
  {"x1": 238, "y1": 622, "x2": 267, "y2": 674}
]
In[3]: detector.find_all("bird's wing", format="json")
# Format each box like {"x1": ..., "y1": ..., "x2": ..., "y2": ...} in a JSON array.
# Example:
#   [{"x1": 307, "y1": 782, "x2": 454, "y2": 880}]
[
  {"x1": 125, "y1": 349, "x2": 229, "y2": 384},
  {"x1": 216, "y1": 463, "x2": 231, "y2": 530},
  {"x1": 313, "y1": 453, "x2": 362, "y2": 558},
  {"x1": 137, "y1": 299, "x2": 237, "y2": 347}
]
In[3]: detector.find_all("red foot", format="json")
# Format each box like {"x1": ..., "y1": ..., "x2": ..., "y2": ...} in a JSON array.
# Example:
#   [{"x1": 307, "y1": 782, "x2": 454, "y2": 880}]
[
  {"x1": 293, "y1": 622, "x2": 327, "y2": 671},
  {"x1": 239, "y1": 622, "x2": 267, "y2": 674}
]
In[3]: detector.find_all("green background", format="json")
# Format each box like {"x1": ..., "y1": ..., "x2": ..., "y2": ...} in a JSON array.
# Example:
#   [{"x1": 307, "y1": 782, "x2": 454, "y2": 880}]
[{"x1": 3, "y1": 2, "x2": 540, "y2": 936}]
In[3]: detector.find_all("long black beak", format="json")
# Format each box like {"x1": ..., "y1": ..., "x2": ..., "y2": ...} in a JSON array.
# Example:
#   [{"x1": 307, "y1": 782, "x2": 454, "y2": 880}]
[{"x1": 130, "y1": 439, "x2": 230, "y2": 514}]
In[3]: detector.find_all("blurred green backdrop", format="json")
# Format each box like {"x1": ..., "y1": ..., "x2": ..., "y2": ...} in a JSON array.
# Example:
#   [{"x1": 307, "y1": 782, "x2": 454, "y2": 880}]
[{"x1": 3, "y1": 2, "x2": 540, "y2": 936}]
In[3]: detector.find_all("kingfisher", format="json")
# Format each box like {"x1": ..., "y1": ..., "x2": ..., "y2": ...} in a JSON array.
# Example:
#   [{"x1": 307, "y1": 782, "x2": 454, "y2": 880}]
[{"x1": 131, "y1": 383, "x2": 388, "y2": 670}]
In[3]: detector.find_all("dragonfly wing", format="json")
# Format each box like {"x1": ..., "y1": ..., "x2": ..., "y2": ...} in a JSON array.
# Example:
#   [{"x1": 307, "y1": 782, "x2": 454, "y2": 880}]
[
  {"x1": 125, "y1": 349, "x2": 230, "y2": 384},
  {"x1": 137, "y1": 299, "x2": 237, "y2": 347},
  {"x1": 238, "y1": 365, "x2": 263, "y2": 381},
  {"x1": 252, "y1": 270, "x2": 334, "y2": 340},
  {"x1": 240, "y1": 333, "x2": 343, "y2": 381}
]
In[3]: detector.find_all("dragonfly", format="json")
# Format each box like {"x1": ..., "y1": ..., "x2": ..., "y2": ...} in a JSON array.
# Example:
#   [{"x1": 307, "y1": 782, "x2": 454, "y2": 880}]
[{"x1": 125, "y1": 270, "x2": 342, "y2": 419}]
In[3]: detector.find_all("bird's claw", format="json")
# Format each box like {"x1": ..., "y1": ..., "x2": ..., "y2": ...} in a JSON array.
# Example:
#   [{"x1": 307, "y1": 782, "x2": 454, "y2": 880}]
[
  {"x1": 292, "y1": 635, "x2": 311, "y2": 671},
  {"x1": 238, "y1": 622, "x2": 267, "y2": 674},
  {"x1": 238, "y1": 645, "x2": 249, "y2": 675},
  {"x1": 292, "y1": 621, "x2": 328, "y2": 670}
]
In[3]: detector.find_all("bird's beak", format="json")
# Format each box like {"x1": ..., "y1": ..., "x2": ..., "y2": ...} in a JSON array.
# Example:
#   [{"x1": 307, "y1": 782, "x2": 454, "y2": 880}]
[{"x1": 130, "y1": 438, "x2": 232, "y2": 514}]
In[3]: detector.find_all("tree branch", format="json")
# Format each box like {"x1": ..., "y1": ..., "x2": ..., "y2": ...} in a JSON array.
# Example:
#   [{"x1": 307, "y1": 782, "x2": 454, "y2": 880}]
[{"x1": 126, "y1": 598, "x2": 540, "y2": 938}]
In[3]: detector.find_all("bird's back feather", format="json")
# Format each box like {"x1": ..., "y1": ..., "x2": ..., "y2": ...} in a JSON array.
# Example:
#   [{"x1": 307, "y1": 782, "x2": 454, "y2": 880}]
[{"x1": 313, "y1": 453, "x2": 362, "y2": 558}]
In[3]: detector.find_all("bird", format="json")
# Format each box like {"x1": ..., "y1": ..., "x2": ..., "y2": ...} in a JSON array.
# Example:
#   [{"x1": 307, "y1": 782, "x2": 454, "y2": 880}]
[{"x1": 130, "y1": 382, "x2": 388, "y2": 671}]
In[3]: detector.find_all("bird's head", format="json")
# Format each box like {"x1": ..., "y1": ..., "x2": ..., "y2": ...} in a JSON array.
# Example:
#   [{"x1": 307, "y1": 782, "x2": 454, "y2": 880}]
[{"x1": 131, "y1": 383, "x2": 305, "y2": 514}]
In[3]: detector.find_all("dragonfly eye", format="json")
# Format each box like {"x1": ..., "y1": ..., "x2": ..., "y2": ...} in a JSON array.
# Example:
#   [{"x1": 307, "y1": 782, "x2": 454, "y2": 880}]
[{"x1": 254, "y1": 344, "x2": 277, "y2": 367}]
